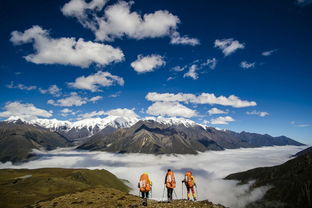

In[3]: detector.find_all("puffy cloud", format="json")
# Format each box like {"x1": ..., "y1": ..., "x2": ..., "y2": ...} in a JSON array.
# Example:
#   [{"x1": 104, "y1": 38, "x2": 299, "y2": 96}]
[
  {"x1": 0, "y1": 101, "x2": 52, "y2": 120},
  {"x1": 201, "y1": 58, "x2": 217, "y2": 70},
  {"x1": 2, "y1": 146, "x2": 304, "y2": 208},
  {"x1": 62, "y1": 0, "x2": 198, "y2": 45},
  {"x1": 78, "y1": 110, "x2": 106, "y2": 119},
  {"x1": 39, "y1": 85, "x2": 62, "y2": 97},
  {"x1": 10, "y1": 25, "x2": 124, "y2": 68},
  {"x1": 171, "y1": 66, "x2": 186, "y2": 72},
  {"x1": 261, "y1": 49, "x2": 277, "y2": 56},
  {"x1": 146, "y1": 101, "x2": 197, "y2": 118},
  {"x1": 246, "y1": 110, "x2": 269, "y2": 117},
  {"x1": 170, "y1": 32, "x2": 200, "y2": 46},
  {"x1": 47, "y1": 92, "x2": 100, "y2": 107},
  {"x1": 146, "y1": 92, "x2": 257, "y2": 108},
  {"x1": 130, "y1": 55, "x2": 165, "y2": 73},
  {"x1": 6, "y1": 81, "x2": 37, "y2": 91},
  {"x1": 214, "y1": 38, "x2": 245, "y2": 56},
  {"x1": 183, "y1": 64, "x2": 198, "y2": 80},
  {"x1": 240, "y1": 61, "x2": 255, "y2": 69},
  {"x1": 68, "y1": 71, "x2": 124, "y2": 92},
  {"x1": 208, "y1": 107, "x2": 228, "y2": 115},
  {"x1": 89, "y1": 96, "x2": 103, "y2": 102},
  {"x1": 106, "y1": 108, "x2": 138, "y2": 119},
  {"x1": 210, "y1": 116, "x2": 235, "y2": 125}
]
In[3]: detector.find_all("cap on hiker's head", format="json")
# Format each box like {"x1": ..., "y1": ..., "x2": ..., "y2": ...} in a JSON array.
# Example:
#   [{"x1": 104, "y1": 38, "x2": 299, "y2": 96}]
[
  {"x1": 144, "y1": 172, "x2": 148, "y2": 175},
  {"x1": 168, "y1": 169, "x2": 171, "y2": 172}
]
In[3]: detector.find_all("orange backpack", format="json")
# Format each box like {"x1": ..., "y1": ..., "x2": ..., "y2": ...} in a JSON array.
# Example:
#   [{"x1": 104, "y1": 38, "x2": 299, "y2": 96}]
[
  {"x1": 185, "y1": 171, "x2": 194, "y2": 187},
  {"x1": 139, "y1": 173, "x2": 151, "y2": 192},
  {"x1": 166, "y1": 171, "x2": 176, "y2": 189}
]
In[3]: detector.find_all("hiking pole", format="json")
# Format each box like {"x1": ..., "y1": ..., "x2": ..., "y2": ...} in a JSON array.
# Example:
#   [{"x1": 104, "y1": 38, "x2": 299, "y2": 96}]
[
  {"x1": 195, "y1": 185, "x2": 199, "y2": 200},
  {"x1": 173, "y1": 189, "x2": 178, "y2": 200},
  {"x1": 162, "y1": 185, "x2": 165, "y2": 201},
  {"x1": 181, "y1": 182, "x2": 184, "y2": 199}
]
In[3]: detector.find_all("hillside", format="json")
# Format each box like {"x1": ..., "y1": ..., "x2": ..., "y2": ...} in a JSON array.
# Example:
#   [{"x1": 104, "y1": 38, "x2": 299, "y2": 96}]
[
  {"x1": 225, "y1": 148, "x2": 312, "y2": 208},
  {"x1": 0, "y1": 121, "x2": 71, "y2": 163},
  {"x1": 0, "y1": 168, "x2": 129, "y2": 208},
  {"x1": 78, "y1": 119, "x2": 303, "y2": 154}
]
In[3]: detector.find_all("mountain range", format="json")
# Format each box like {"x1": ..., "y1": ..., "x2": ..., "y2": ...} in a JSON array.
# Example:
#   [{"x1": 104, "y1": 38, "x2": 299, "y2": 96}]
[{"x1": 0, "y1": 116, "x2": 304, "y2": 163}]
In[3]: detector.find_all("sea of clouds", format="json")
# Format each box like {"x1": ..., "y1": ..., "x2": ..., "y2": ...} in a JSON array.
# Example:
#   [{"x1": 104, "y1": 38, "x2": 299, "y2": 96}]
[{"x1": 0, "y1": 145, "x2": 306, "y2": 208}]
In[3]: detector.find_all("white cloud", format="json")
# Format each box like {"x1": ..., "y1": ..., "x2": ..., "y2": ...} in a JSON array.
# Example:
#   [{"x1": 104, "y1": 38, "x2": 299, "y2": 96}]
[
  {"x1": 89, "y1": 95, "x2": 103, "y2": 102},
  {"x1": 171, "y1": 66, "x2": 186, "y2": 72},
  {"x1": 10, "y1": 25, "x2": 124, "y2": 68},
  {"x1": 214, "y1": 38, "x2": 245, "y2": 56},
  {"x1": 183, "y1": 64, "x2": 198, "y2": 80},
  {"x1": 201, "y1": 58, "x2": 217, "y2": 70},
  {"x1": 0, "y1": 101, "x2": 52, "y2": 120},
  {"x1": 146, "y1": 92, "x2": 257, "y2": 108},
  {"x1": 290, "y1": 121, "x2": 310, "y2": 127},
  {"x1": 60, "y1": 108, "x2": 76, "y2": 117},
  {"x1": 109, "y1": 91, "x2": 122, "y2": 98},
  {"x1": 62, "y1": 0, "x2": 198, "y2": 45},
  {"x1": 208, "y1": 107, "x2": 228, "y2": 115},
  {"x1": 246, "y1": 110, "x2": 269, "y2": 117},
  {"x1": 130, "y1": 54, "x2": 165, "y2": 73},
  {"x1": 47, "y1": 92, "x2": 95, "y2": 107},
  {"x1": 1, "y1": 146, "x2": 305, "y2": 208},
  {"x1": 106, "y1": 108, "x2": 138, "y2": 119},
  {"x1": 261, "y1": 49, "x2": 277, "y2": 56},
  {"x1": 240, "y1": 61, "x2": 255, "y2": 69},
  {"x1": 170, "y1": 32, "x2": 200, "y2": 46},
  {"x1": 39, "y1": 85, "x2": 62, "y2": 97},
  {"x1": 78, "y1": 110, "x2": 106, "y2": 119},
  {"x1": 146, "y1": 101, "x2": 197, "y2": 118},
  {"x1": 6, "y1": 81, "x2": 37, "y2": 91},
  {"x1": 210, "y1": 116, "x2": 235, "y2": 125},
  {"x1": 68, "y1": 71, "x2": 124, "y2": 92}
]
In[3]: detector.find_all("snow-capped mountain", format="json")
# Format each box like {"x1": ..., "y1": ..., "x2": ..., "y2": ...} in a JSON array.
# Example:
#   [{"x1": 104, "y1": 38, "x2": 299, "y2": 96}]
[
  {"x1": 6, "y1": 115, "x2": 139, "y2": 140},
  {"x1": 143, "y1": 116, "x2": 200, "y2": 127}
]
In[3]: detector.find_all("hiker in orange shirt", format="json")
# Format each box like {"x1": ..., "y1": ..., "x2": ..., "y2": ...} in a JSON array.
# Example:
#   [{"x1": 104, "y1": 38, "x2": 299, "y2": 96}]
[
  {"x1": 182, "y1": 171, "x2": 197, "y2": 201},
  {"x1": 138, "y1": 172, "x2": 152, "y2": 206},
  {"x1": 164, "y1": 169, "x2": 176, "y2": 202}
]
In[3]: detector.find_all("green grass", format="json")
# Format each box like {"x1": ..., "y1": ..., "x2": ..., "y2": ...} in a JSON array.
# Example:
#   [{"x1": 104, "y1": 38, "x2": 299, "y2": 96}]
[{"x1": 0, "y1": 168, "x2": 129, "y2": 208}]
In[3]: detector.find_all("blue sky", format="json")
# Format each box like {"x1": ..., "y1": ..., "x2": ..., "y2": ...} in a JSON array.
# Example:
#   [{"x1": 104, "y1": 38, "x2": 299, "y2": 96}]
[{"x1": 0, "y1": 0, "x2": 311, "y2": 144}]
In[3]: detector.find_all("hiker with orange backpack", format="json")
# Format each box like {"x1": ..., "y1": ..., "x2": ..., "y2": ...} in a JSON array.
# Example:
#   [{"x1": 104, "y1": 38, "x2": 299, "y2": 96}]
[
  {"x1": 138, "y1": 172, "x2": 152, "y2": 206},
  {"x1": 182, "y1": 171, "x2": 197, "y2": 201},
  {"x1": 164, "y1": 169, "x2": 176, "y2": 202}
]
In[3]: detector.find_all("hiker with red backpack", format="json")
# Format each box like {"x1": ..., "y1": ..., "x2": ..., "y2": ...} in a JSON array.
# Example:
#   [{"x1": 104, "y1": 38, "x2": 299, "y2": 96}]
[
  {"x1": 138, "y1": 172, "x2": 152, "y2": 206},
  {"x1": 182, "y1": 171, "x2": 197, "y2": 201}
]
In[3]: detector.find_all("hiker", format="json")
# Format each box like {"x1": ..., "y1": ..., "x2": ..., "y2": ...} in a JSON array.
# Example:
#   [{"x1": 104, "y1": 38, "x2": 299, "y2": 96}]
[
  {"x1": 138, "y1": 172, "x2": 152, "y2": 206},
  {"x1": 182, "y1": 171, "x2": 197, "y2": 201},
  {"x1": 164, "y1": 169, "x2": 176, "y2": 202}
]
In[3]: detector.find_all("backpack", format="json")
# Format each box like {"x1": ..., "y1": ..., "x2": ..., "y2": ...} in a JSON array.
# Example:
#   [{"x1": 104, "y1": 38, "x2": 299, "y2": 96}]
[
  {"x1": 185, "y1": 171, "x2": 194, "y2": 187},
  {"x1": 166, "y1": 171, "x2": 176, "y2": 188},
  {"x1": 139, "y1": 174, "x2": 151, "y2": 192}
]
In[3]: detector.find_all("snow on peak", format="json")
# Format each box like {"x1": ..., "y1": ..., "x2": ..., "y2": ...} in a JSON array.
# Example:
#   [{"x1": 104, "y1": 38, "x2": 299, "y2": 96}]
[{"x1": 143, "y1": 116, "x2": 198, "y2": 127}]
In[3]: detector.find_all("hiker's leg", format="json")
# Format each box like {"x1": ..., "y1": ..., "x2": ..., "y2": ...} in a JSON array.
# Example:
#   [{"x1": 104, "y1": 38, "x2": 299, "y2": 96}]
[
  {"x1": 191, "y1": 187, "x2": 196, "y2": 200},
  {"x1": 146, "y1": 191, "x2": 149, "y2": 199},
  {"x1": 186, "y1": 186, "x2": 190, "y2": 200}
]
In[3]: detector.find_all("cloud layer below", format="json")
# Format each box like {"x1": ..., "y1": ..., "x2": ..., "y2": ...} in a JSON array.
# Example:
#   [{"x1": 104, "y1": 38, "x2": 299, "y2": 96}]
[{"x1": 0, "y1": 146, "x2": 305, "y2": 208}]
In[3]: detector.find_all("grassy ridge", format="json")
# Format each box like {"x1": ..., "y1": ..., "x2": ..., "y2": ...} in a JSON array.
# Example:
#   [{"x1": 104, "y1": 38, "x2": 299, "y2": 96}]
[{"x1": 0, "y1": 168, "x2": 129, "y2": 208}]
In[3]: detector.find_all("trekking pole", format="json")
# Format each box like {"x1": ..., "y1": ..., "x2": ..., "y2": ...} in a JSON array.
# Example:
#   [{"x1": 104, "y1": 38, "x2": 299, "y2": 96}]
[
  {"x1": 173, "y1": 189, "x2": 178, "y2": 200},
  {"x1": 162, "y1": 185, "x2": 165, "y2": 201},
  {"x1": 181, "y1": 182, "x2": 184, "y2": 199},
  {"x1": 195, "y1": 185, "x2": 199, "y2": 200}
]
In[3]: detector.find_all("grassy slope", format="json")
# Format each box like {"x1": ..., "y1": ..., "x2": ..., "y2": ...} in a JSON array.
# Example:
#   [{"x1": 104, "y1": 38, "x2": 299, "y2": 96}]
[
  {"x1": 0, "y1": 168, "x2": 129, "y2": 208},
  {"x1": 225, "y1": 152, "x2": 312, "y2": 208}
]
